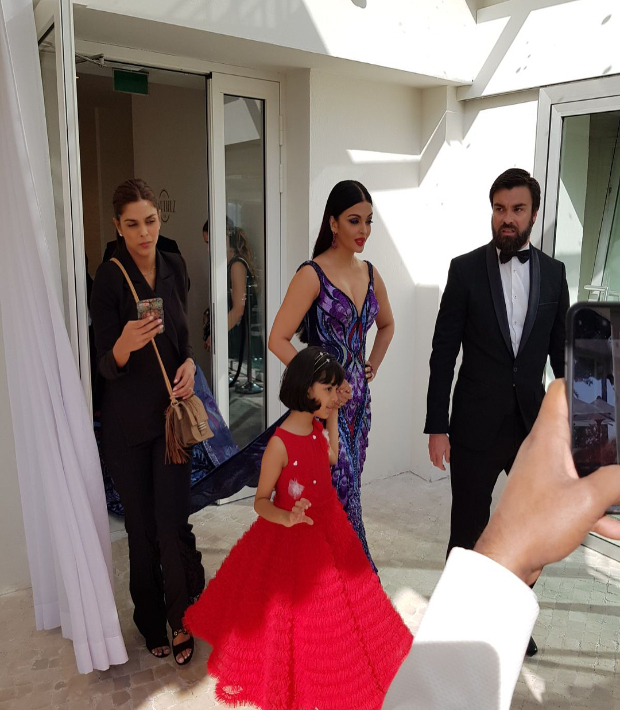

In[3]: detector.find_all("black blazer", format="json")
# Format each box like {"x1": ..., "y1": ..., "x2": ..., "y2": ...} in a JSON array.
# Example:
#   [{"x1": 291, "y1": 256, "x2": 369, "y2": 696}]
[
  {"x1": 424, "y1": 242, "x2": 569, "y2": 451},
  {"x1": 102, "y1": 235, "x2": 190, "y2": 291},
  {"x1": 90, "y1": 243, "x2": 193, "y2": 447}
]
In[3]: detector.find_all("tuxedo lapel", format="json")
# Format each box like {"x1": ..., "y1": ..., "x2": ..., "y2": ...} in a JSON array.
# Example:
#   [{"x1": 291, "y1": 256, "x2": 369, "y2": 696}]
[
  {"x1": 485, "y1": 242, "x2": 513, "y2": 358},
  {"x1": 517, "y1": 245, "x2": 540, "y2": 357}
]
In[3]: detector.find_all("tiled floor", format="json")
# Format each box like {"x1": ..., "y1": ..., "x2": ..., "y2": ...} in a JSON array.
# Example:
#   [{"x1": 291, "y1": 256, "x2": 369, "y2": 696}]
[{"x1": 2, "y1": 472, "x2": 620, "y2": 709}]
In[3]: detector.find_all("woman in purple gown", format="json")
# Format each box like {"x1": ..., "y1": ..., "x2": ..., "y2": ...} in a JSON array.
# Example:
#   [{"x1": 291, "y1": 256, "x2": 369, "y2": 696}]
[{"x1": 268, "y1": 181, "x2": 395, "y2": 570}]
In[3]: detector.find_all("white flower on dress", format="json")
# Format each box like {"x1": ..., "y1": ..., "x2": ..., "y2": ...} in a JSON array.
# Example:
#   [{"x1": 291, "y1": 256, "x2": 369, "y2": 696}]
[{"x1": 288, "y1": 479, "x2": 305, "y2": 500}]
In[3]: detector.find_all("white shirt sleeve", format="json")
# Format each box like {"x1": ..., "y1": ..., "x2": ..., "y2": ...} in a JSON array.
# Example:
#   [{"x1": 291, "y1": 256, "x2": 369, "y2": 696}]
[{"x1": 383, "y1": 548, "x2": 539, "y2": 710}]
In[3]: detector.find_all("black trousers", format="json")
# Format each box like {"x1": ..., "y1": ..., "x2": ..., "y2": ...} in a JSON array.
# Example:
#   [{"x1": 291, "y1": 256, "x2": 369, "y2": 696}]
[
  {"x1": 447, "y1": 405, "x2": 528, "y2": 555},
  {"x1": 102, "y1": 423, "x2": 205, "y2": 644}
]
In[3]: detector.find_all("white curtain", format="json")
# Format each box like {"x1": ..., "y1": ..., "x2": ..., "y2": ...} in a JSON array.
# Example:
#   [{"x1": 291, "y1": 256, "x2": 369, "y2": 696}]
[{"x1": 0, "y1": 0, "x2": 127, "y2": 673}]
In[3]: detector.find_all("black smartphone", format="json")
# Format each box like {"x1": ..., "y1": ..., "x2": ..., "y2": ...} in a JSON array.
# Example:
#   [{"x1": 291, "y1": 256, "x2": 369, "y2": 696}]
[{"x1": 566, "y1": 302, "x2": 620, "y2": 514}]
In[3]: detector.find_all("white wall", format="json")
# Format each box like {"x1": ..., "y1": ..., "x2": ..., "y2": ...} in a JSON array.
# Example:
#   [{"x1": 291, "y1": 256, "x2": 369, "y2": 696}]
[
  {"x1": 306, "y1": 70, "x2": 421, "y2": 483},
  {"x1": 283, "y1": 70, "x2": 311, "y2": 282},
  {"x1": 0, "y1": 313, "x2": 30, "y2": 594},
  {"x1": 409, "y1": 89, "x2": 540, "y2": 480},
  {"x1": 462, "y1": 0, "x2": 620, "y2": 99},
  {"x1": 407, "y1": 0, "x2": 620, "y2": 478},
  {"x1": 75, "y1": 0, "x2": 476, "y2": 84},
  {"x1": 289, "y1": 69, "x2": 554, "y2": 485}
]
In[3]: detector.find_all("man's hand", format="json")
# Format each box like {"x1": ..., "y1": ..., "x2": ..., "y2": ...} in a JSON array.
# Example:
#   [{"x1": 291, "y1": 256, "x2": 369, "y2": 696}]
[
  {"x1": 475, "y1": 379, "x2": 620, "y2": 585},
  {"x1": 429, "y1": 433, "x2": 450, "y2": 471}
]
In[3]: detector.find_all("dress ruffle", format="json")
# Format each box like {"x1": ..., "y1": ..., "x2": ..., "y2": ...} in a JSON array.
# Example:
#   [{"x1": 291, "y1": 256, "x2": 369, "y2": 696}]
[{"x1": 185, "y1": 486, "x2": 412, "y2": 709}]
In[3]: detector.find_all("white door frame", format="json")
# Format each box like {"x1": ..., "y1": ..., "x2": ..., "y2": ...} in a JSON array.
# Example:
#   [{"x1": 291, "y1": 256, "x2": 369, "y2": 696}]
[
  {"x1": 535, "y1": 76, "x2": 620, "y2": 558},
  {"x1": 534, "y1": 76, "x2": 620, "y2": 258},
  {"x1": 36, "y1": 0, "x2": 91, "y2": 407},
  {"x1": 34, "y1": 13, "x2": 284, "y2": 424},
  {"x1": 208, "y1": 73, "x2": 282, "y2": 427}
]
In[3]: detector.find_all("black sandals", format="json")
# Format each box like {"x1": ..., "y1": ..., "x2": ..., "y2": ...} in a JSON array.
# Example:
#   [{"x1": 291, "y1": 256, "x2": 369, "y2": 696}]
[{"x1": 172, "y1": 627, "x2": 195, "y2": 665}]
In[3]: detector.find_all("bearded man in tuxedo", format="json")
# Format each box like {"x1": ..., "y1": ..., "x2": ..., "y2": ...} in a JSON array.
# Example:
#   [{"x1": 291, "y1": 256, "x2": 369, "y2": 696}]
[{"x1": 424, "y1": 168, "x2": 569, "y2": 657}]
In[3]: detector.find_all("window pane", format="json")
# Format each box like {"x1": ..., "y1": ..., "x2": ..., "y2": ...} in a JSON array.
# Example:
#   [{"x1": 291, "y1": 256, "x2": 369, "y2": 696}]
[{"x1": 223, "y1": 96, "x2": 266, "y2": 447}]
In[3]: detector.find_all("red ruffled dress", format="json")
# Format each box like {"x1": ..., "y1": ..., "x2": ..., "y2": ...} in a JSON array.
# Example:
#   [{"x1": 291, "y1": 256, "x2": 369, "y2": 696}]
[{"x1": 184, "y1": 418, "x2": 413, "y2": 710}]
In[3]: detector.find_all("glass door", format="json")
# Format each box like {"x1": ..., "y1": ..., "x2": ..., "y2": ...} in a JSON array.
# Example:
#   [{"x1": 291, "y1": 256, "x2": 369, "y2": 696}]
[
  {"x1": 542, "y1": 94, "x2": 620, "y2": 559},
  {"x1": 208, "y1": 74, "x2": 281, "y2": 447},
  {"x1": 551, "y1": 107, "x2": 620, "y2": 303}
]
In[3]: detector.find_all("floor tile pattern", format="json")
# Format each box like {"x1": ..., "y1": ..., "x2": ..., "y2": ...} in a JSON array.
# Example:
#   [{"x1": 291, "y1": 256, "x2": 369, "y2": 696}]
[{"x1": 1, "y1": 473, "x2": 619, "y2": 709}]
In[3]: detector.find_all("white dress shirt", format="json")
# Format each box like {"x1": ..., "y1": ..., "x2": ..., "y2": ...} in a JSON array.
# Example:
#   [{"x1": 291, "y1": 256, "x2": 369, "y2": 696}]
[
  {"x1": 498, "y1": 245, "x2": 530, "y2": 356},
  {"x1": 383, "y1": 548, "x2": 539, "y2": 710}
]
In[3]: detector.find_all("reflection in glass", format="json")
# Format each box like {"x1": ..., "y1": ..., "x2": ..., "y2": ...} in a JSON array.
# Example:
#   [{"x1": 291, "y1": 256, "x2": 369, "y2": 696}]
[
  {"x1": 223, "y1": 96, "x2": 266, "y2": 447},
  {"x1": 554, "y1": 111, "x2": 620, "y2": 303},
  {"x1": 555, "y1": 112, "x2": 620, "y2": 544},
  {"x1": 571, "y1": 307, "x2": 618, "y2": 476}
]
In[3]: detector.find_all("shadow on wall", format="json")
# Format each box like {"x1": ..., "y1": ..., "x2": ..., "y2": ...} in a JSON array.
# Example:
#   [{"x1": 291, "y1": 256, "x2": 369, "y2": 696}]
[
  {"x1": 74, "y1": 0, "x2": 330, "y2": 57},
  {"x1": 337, "y1": 86, "x2": 543, "y2": 484},
  {"x1": 306, "y1": 82, "x2": 463, "y2": 483},
  {"x1": 468, "y1": 0, "x2": 590, "y2": 97}
]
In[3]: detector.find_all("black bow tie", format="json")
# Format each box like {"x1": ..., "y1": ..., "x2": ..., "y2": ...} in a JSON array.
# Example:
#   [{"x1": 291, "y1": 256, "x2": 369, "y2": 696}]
[{"x1": 499, "y1": 249, "x2": 530, "y2": 264}]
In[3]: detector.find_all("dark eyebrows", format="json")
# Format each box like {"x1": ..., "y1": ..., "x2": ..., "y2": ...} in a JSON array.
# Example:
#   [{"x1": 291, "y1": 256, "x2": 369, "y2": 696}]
[
  {"x1": 122, "y1": 212, "x2": 158, "y2": 223},
  {"x1": 347, "y1": 213, "x2": 373, "y2": 218}
]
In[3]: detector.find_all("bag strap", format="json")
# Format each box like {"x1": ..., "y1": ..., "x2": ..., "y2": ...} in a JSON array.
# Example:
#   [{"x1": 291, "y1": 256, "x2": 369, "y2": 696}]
[{"x1": 110, "y1": 257, "x2": 177, "y2": 403}]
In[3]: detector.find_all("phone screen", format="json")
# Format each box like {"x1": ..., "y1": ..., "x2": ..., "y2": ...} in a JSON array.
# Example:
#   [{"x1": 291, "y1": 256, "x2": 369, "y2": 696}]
[{"x1": 568, "y1": 304, "x2": 619, "y2": 478}]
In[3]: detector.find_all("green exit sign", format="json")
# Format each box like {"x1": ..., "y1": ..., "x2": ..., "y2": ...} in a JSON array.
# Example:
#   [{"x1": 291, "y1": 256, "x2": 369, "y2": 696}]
[{"x1": 113, "y1": 69, "x2": 148, "y2": 95}]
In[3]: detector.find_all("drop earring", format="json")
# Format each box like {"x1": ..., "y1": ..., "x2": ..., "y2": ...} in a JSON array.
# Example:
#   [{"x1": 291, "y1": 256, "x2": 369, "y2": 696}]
[{"x1": 331, "y1": 232, "x2": 338, "y2": 249}]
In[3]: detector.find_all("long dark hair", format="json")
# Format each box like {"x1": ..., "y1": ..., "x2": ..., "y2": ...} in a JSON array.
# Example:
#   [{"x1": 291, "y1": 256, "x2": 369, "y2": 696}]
[
  {"x1": 312, "y1": 180, "x2": 372, "y2": 258},
  {"x1": 297, "y1": 180, "x2": 372, "y2": 342}
]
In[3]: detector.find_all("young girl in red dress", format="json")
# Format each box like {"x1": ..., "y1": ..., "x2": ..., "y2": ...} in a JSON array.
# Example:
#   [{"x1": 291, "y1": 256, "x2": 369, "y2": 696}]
[{"x1": 184, "y1": 347, "x2": 412, "y2": 710}]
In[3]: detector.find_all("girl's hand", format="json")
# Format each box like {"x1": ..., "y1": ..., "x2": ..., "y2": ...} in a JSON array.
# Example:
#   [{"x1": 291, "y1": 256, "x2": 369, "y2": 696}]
[
  {"x1": 287, "y1": 498, "x2": 313, "y2": 527},
  {"x1": 117, "y1": 317, "x2": 162, "y2": 355},
  {"x1": 172, "y1": 358, "x2": 195, "y2": 400},
  {"x1": 336, "y1": 380, "x2": 352, "y2": 408},
  {"x1": 364, "y1": 361, "x2": 375, "y2": 382}
]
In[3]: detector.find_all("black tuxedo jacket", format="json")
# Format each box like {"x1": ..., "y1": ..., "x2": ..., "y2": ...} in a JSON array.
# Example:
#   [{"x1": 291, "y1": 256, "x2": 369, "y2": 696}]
[
  {"x1": 90, "y1": 243, "x2": 193, "y2": 447},
  {"x1": 424, "y1": 242, "x2": 569, "y2": 451}
]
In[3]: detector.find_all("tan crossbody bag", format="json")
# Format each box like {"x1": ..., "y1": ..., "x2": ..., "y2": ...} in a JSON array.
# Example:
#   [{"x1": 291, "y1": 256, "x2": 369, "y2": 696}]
[{"x1": 111, "y1": 258, "x2": 213, "y2": 463}]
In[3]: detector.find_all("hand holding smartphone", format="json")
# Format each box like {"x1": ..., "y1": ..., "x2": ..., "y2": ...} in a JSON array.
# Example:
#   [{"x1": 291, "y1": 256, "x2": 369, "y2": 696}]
[
  {"x1": 137, "y1": 297, "x2": 165, "y2": 334},
  {"x1": 566, "y1": 302, "x2": 620, "y2": 514}
]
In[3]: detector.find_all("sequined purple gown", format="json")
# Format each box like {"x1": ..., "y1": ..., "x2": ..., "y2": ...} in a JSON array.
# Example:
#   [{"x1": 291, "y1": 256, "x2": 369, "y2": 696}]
[{"x1": 299, "y1": 260, "x2": 379, "y2": 569}]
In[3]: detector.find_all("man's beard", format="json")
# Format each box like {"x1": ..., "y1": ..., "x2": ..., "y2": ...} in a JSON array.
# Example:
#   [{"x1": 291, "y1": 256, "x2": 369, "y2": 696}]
[{"x1": 492, "y1": 217, "x2": 534, "y2": 255}]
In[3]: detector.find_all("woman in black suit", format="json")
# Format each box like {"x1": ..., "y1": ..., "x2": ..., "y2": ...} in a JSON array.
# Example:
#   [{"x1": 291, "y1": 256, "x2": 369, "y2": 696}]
[{"x1": 91, "y1": 179, "x2": 204, "y2": 664}]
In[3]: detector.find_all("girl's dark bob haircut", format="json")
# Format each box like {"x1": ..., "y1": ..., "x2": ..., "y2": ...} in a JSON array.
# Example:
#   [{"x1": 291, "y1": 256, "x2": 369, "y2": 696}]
[{"x1": 280, "y1": 346, "x2": 345, "y2": 413}]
